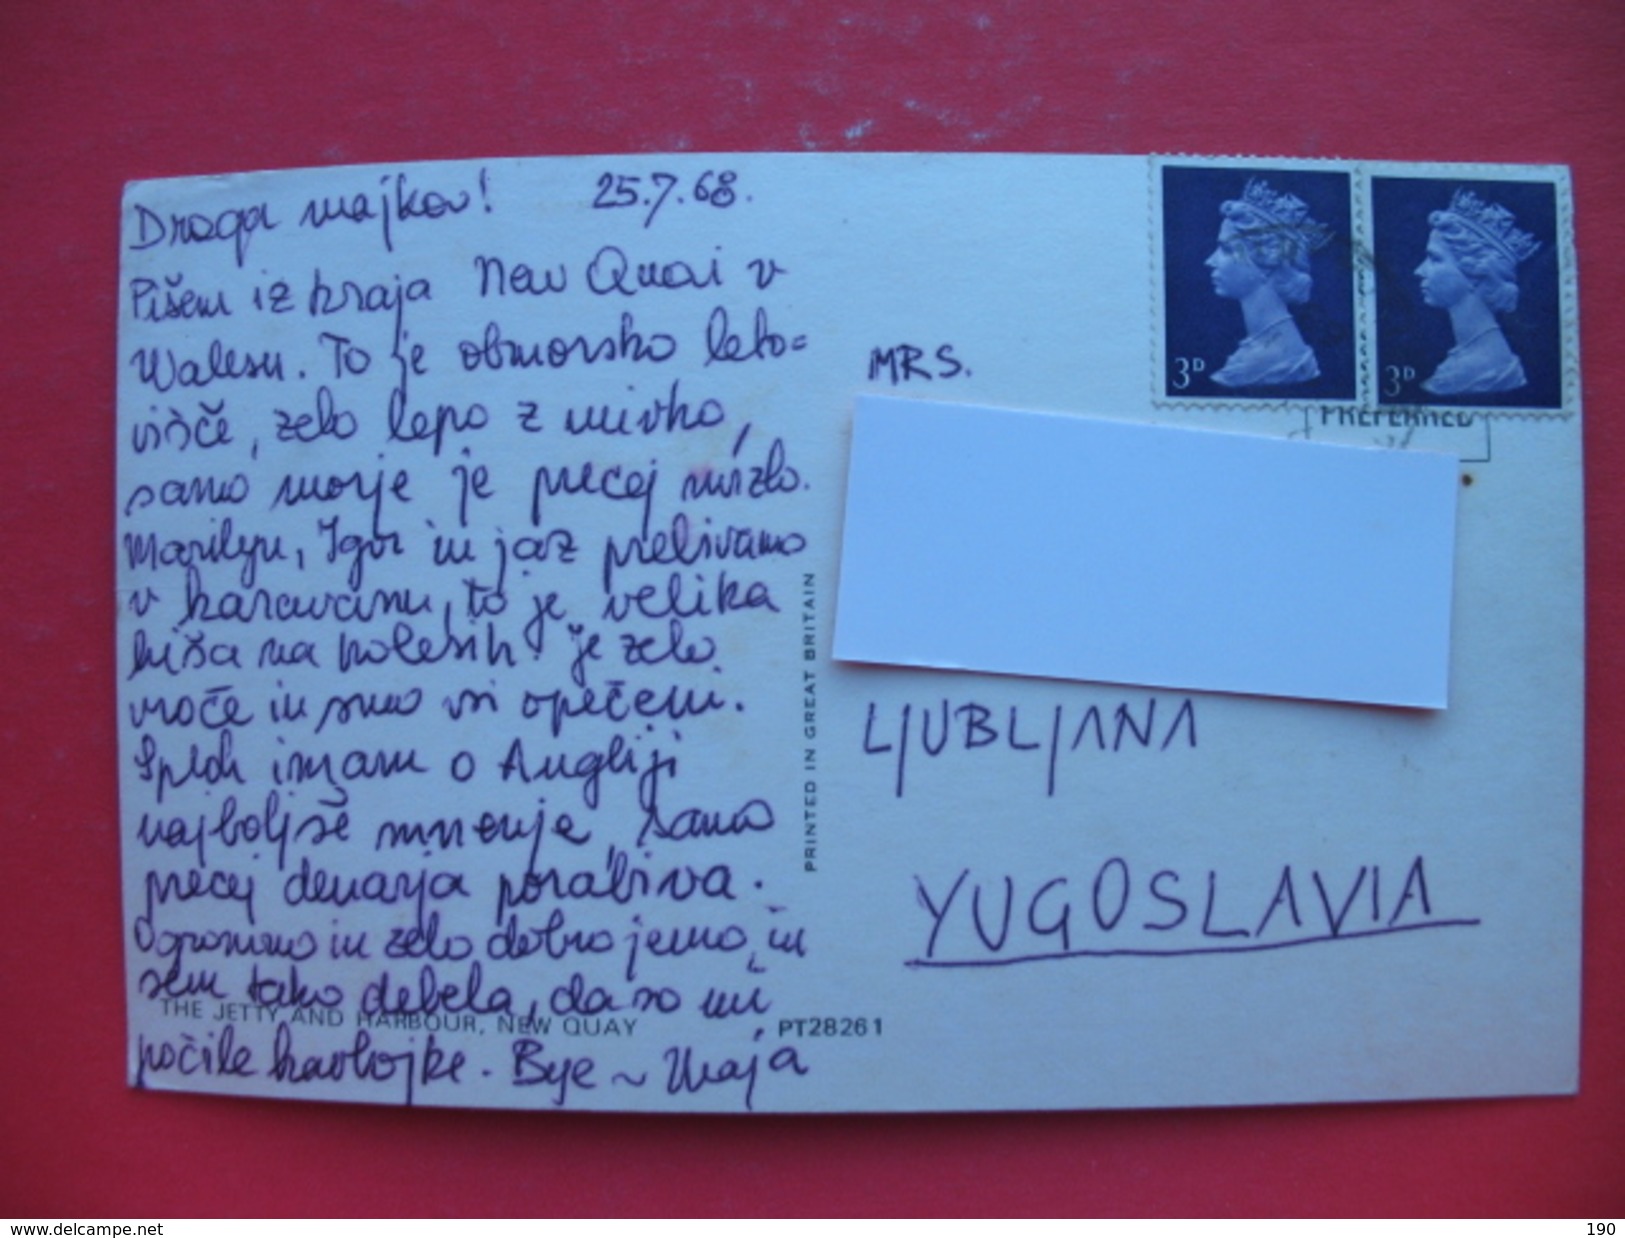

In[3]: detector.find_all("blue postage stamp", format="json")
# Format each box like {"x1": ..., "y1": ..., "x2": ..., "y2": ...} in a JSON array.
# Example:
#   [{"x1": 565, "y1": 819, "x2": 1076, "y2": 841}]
[
  {"x1": 1160, "y1": 164, "x2": 1356, "y2": 402},
  {"x1": 1371, "y1": 176, "x2": 1562, "y2": 410}
]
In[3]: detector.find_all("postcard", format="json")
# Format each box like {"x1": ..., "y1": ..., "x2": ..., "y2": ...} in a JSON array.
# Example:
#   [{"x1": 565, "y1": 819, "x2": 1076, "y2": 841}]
[{"x1": 117, "y1": 154, "x2": 1582, "y2": 1111}]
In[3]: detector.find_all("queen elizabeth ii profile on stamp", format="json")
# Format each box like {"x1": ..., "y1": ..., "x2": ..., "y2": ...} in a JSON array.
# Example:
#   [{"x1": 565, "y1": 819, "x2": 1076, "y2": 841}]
[
  {"x1": 1206, "y1": 180, "x2": 1331, "y2": 388},
  {"x1": 1372, "y1": 175, "x2": 1561, "y2": 409},
  {"x1": 1160, "y1": 164, "x2": 1354, "y2": 401},
  {"x1": 1412, "y1": 190, "x2": 1539, "y2": 396}
]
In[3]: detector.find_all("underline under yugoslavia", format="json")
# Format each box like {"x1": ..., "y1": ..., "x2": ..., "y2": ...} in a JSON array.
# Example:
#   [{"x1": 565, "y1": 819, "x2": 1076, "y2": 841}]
[{"x1": 904, "y1": 918, "x2": 1483, "y2": 968}]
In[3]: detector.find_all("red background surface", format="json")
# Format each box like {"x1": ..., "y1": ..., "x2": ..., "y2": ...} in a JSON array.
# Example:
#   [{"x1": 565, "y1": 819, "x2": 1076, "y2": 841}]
[{"x1": 2, "y1": 0, "x2": 1621, "y2": 1217}]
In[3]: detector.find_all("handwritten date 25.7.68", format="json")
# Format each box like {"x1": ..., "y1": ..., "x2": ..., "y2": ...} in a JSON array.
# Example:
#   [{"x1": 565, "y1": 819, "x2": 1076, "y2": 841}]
[{"x1": 592, "y1": 170, "x2": 741, "y2": 229}]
